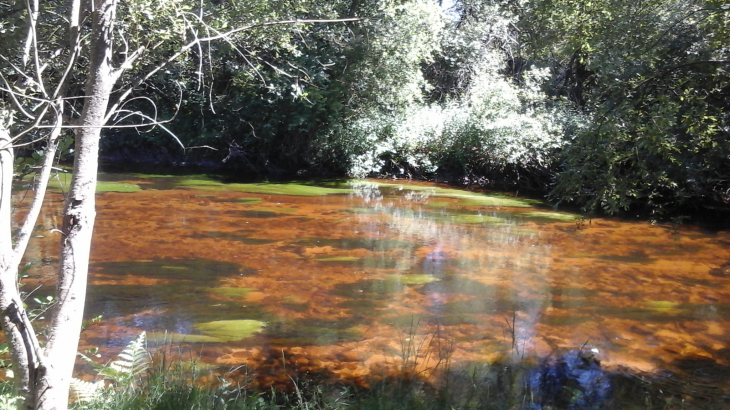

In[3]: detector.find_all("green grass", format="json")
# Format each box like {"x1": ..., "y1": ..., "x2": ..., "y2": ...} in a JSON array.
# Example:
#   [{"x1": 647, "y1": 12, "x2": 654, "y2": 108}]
[
  {"x1": 60, "y1": 356, "x2": 707, "y2": 410},
  {"x1": 0, "y1": 341, "x2": 717, "y2": 410}
]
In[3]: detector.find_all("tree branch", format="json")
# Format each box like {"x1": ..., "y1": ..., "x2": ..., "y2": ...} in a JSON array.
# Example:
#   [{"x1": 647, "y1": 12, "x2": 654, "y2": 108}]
[
  {"x1": 9, "y1": 100, "x2": 63, "y2": 270},
  {"x1": 104, "y1": 16, "x2": 362, "y2": 123}
]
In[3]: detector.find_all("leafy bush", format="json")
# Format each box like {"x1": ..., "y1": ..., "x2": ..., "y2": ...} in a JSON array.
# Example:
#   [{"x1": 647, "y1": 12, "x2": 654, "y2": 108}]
[{"x1": 328, "y1": 51, "x2": 580, "y2": 190}]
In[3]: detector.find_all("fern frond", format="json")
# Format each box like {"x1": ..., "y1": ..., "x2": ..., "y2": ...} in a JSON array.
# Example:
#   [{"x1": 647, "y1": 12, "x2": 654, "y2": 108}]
[
  {"x1": 99, "y1": 332, "x2": 150, "y2": 383},
  {"x1": 70, "y1": 378, "x2": 105, "y2": 403}
]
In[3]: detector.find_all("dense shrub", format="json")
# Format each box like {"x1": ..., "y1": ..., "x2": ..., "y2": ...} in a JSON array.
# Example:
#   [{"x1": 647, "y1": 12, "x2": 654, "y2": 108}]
[{"x1": 324, "y1": 52, "x2": 580, "y2": 191}]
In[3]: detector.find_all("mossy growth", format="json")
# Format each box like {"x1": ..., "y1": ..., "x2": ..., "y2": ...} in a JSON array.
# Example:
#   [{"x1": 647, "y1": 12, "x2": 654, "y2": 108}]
[
  {"x1": 193, "y1": 319, "x2": 267, "y2": 341},
  {"x1": 232, "y1": 182, "x2": 351, "y2": 196},
  {"x1": 147, "y1": 332, "x2": 223, "y2": 344},
  {"x1": 384, "y1": 274, "x2": 440, "y2": 285},
  {"x1": 451, "y1": 214, "x2": 505, "y2": 224},
  {"x1": 314, "y1": 256, "x2": 361, "y2": 263},
  {"x1": 540, "y1": 315, "x2": 597, "y2": 326},
  {"x1": 177, "y1": 178, "x2": 352, "y2": 196},
  {"x1": 424, "y1": 201, "x2": 452, "y2": 208},
  {"x1": 129, "y1": 173, "x2": 182, "y2": 178},
  {"x1": 48, "y1": 173, "x2": 141, "y2": 193},
  {"x1": 353, "y1": 181, "x2": 540, "y2": 207},
  {"x1": 518, "y1": 211, "x2": 581, "y2": 222},
  {"x1": 455, "y1": 195, "x2": 537, "y2": 208},
  {"x1": 96, "y1": 181, "x2": 142, "y2": 193},
  {"x1": 252, "y1": 206, "x2": 298, "y2": 213},
  {"x1": 642, "y1": 300, "x2": 681, "y2": 313},
  {"x1": 235, "y1": 197, "x2": 263, "y2": 204}
]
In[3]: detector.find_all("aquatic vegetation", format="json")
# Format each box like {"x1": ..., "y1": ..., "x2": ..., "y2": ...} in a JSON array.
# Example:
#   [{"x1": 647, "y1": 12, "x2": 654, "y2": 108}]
[
  {"x1": 343, "y1": 207, "x2": 382, "y2": 214},
  {"x1": 252, "y1": 206, "x2": 298, "y2": 213},
  {"x1": 63, "y1": 172, "x2": 730, "y2": 407},
  {"x1": 519, "y1": 211, "x2": 581, "y2": 222},
  {"x1": 96, "y1": 181, "x2": 142, "y2": 193},
  {"x1": 235, "y1": 210, "x2": 286, "y2": 218},
  {"x1": 265, "y1": 320, "x2": 364, "y2": 345},
  {"x1": 194, "y1": 319, "x2": 267, "y2": 341},
  {"x1": 642, "y1": 300, "x2": 681, "y2": 313},
  {"x1": 450, "y1": 214, "x2": 505, "y2": 224},
  {"x1": 455, "y1": 195, "x2": 536, "y2": 208},
  {"x1": 48, "y1": 172, "x2": 141, "y2": 193},
  {"x1": 330, "y1": 279, "x2": 405, "y2": 301},
  {"x1": 129, "y1": 173, "x2": 183, "y2": 178},
  {"x1": 193, "y1": 231, "x2": 278, "y2": 244},
  {"x1": 231, "y1": 183, "x2": 352, "y2": 196},
  {"x1": 207, "y1": 287, "x2": 256, "y2": 299},
  {"x1": 237, "y1": 237, "x2": 279, "y2": 245},
  {"x1": 177, "y1": 178, "x2": 352, "y2": 196},
  {"x1": 355, "y1": 181, "x2": 539, "y2": 207},
  {"x1": 296, "y1": 237, "x2": 414, "y2": 251},
  {"x1": 314, "y1": 256, "x2": 361, "y2": 263},
  {"x1": 147, "y1": 332, "x2": 223, "y2": 344},
  {"x1": 384, "y1": 274, "x2": 440, "y2": 285},
  {"x1": 424, "y1": 200, "x2": 452, "y2": 208},
  {"x1": 234, "y1": 197, "x2": 263, "y2": 204},
  {"x1": 540, "y1": 315, "x2": 597, "y2": 326},
  {"x1": 175, "y1": 178, "x2": 226, "y2": 188}
]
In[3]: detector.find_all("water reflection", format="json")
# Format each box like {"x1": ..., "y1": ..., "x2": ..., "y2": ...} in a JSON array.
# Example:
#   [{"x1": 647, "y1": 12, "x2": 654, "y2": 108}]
[{"x1": 14, "y1": 175, "x2": 730, "y2": 394}]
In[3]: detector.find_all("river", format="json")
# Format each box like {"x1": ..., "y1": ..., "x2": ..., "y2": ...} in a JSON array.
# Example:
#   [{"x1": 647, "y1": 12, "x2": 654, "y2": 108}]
[{"x1": 15, "y1": 172, "x2": 730, "y2": 399}]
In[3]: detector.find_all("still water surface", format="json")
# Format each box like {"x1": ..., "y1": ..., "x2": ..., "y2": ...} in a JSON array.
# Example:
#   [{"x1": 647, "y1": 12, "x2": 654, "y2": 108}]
[{"x1": 17, "y1": 173, "x2": 730, "y2": 391}]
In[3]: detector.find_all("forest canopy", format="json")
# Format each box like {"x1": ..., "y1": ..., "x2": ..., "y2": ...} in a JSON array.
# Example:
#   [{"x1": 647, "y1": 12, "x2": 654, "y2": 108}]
[{"x1": 4, "y1": 0, "x2": 729, "y2": 216}]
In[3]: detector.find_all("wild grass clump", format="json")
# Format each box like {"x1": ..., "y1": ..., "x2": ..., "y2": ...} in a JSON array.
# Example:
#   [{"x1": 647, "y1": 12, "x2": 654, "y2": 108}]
[{"x1": 3, "y1": 332, "x2": 726, "y2": 409}]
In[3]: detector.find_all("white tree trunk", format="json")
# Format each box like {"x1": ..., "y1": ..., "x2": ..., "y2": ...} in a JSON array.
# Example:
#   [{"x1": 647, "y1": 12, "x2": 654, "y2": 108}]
[
  {"x1": 33, "y1": 1, "x2": 118, "y2": 408},
  {"x1": 1, "y1": 118, "x2": 32, "y2": 409}
]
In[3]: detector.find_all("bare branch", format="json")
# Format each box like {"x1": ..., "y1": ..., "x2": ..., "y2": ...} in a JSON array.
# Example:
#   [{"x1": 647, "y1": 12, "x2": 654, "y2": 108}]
[
  {"x1": 0, "y1": 53, "x2": 36, "y2": 86},
  {"x1": 195, "y1": 17, "x2": 362, "y2": 43},
  {"x1": 26, "y1": 0, "x2": 48, "y2": 98},
  {"x1": 112, "y1": 109, "x2": 185, "y2": 150},
  {"x1": 0, "y1": 74, "x2": 35, "y2": 119},
  {"x1": 105, "y1": 16, "x2": 362, "y2": 123},
  {"x1": 9, "y1": 100, "x2": 63, "y2": 269},
  {"x1": 52, "y1": 0, "x2": 83, "y2": 100}
]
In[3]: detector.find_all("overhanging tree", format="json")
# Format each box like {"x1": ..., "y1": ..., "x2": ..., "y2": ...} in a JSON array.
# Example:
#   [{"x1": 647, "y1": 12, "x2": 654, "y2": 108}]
[{"x1": 511, "y1": 0, "x2": 730, "y2": 214}]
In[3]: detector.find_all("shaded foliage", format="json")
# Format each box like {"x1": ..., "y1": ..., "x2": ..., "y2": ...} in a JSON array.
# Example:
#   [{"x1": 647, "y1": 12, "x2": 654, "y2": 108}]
[{"x1": 92, "y1": 0, "x2": 730, "y2": 216}]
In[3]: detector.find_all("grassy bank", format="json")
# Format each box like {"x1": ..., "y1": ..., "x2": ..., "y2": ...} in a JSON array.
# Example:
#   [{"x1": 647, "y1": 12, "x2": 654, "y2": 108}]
[
  {"x1": 3, "y1": 355, "x2": 727, "y2": 409},
  {"x1": 2, "y1": 332, "x2": 729, "y2": 409},
  {"x1": 62, "y1": 357, "x2": 730, "y2": 410}
]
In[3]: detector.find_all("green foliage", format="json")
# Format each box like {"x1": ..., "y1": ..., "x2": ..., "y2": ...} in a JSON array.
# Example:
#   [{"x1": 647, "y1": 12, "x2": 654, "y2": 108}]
[
  {"x1": 329, "y1": 51, "x2": 577, "y2": 188},
  {"x1": 538, "y1": 0, "x2": 730, "y2": 214},
  {"x1": 73, "y1": 332, "x2": 151, "y2": 403},
  {"x1": 6, "y1": 0, "x2": 723, "y2": 217}
]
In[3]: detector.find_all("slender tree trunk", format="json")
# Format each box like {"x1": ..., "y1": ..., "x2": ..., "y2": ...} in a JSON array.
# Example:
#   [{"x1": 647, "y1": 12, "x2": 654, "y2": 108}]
[
  {"x1": 33, "y1": 1, "x2": 118, "y2": 408},
  {"x1": 1, "y1": 113, "x2": 44, "y2": 410}
]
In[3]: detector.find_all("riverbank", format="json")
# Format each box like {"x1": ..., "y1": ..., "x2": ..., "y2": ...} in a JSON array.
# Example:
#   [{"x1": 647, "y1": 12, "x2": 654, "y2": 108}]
[
  {"x1": 3, "y1": 346, "x2": 727, "y2": 410},
  {"x1": 96, "y1": 157, "x2": 730, "y2": 228}
]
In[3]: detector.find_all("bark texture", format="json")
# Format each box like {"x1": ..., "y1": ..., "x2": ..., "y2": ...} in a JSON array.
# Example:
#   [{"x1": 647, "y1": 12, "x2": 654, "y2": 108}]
[
  {"x1": 33, "y1": 1, "x2": 118, "y2": 408},
  {"x1": 2, "y1": 114, "x2": 47, "y2": 410}
]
